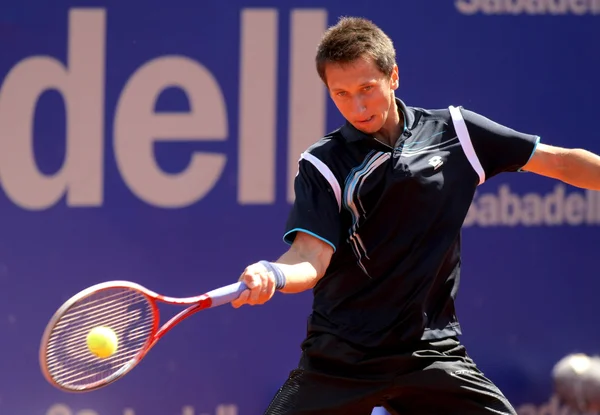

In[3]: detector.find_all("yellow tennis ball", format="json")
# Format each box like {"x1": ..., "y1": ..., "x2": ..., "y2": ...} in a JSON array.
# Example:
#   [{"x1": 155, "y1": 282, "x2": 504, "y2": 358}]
[{"x1": 86, "y1": 326, "x2": 118, "y2": 358}]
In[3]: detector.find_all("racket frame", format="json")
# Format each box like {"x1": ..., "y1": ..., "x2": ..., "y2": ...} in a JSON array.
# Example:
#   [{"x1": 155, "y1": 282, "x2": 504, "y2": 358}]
[{"x1": 39, "y1": 280, "x2": 242, "y2": 392}]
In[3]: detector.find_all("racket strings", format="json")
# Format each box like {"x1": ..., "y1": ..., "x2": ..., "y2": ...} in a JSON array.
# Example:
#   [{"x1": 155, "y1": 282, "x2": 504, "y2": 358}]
[{"x1": 44, "y1": 287, "x2": 155, "y2": 389}]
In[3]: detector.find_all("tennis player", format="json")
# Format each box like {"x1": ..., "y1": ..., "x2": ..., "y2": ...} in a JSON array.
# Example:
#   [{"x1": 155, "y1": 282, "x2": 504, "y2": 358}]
[{"x1": 231, "y1": 17, "x2": 600, "y2": 414}]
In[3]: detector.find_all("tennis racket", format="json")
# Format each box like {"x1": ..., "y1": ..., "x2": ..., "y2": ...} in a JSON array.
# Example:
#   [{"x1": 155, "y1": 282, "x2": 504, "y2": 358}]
[{"x1": 39, "y1": 280, "x2": 249, "y2": 393}]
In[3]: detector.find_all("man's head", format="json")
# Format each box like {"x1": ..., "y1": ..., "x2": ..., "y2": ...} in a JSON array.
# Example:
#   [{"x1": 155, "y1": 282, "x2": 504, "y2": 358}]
[{"x1": 316, "y1": 17, "x2": 399, "y2": 136}]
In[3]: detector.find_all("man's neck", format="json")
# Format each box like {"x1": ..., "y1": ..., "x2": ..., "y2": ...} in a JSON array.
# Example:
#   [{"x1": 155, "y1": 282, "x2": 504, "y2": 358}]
[{"x1": 373, "y1": 100, "x2": 404, "y2": 147}]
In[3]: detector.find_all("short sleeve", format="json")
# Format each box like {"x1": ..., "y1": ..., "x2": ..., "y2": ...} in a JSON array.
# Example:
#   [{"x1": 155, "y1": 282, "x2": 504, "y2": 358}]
[
  {"x1": 461, "y1": 108, "x2": 540, "y2": 179},
  {"x1": 283, "y1": 154, "x2": 341, "y2": 252}
]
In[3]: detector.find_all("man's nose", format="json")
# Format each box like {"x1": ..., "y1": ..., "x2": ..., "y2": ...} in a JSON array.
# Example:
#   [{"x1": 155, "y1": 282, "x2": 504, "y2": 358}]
[{"x1": 353, "y1": 97, "x2": 367, "y2": 114}]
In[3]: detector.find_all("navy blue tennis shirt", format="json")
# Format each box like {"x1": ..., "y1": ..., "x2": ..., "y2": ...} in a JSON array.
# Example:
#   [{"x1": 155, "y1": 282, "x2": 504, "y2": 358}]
[{"x1": 283, "y1": 98, "x2": 539, "y2": 350}]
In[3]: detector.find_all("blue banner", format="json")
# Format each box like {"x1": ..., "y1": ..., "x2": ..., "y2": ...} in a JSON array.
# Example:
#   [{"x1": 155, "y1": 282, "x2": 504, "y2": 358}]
[{"x1": 1, "y1": 1, "x2": 599, "y2": 414}]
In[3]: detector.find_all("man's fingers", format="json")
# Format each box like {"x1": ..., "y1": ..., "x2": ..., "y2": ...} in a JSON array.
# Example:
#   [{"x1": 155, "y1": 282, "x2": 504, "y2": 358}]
[
  {"x1": 232, "y1": 263, "x2": 277, "y2": 307},
  {"x1": 231, "y1": 289, "x2": 250, "y2": 308},
  {"x1": 249, "y1": 272, "x2": 267, "y2": 304}
]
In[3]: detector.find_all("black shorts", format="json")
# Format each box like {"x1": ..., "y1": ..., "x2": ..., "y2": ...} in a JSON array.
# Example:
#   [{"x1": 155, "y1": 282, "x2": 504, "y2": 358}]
[{"x1": 263, "y1": 335, "x2": 516, "y2": 415}]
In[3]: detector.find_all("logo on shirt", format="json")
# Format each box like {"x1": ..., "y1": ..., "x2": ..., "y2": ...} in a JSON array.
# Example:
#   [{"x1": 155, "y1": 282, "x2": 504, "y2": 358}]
[{"x1": 428, "y1": 155, "x2": 444, "y2": 170}]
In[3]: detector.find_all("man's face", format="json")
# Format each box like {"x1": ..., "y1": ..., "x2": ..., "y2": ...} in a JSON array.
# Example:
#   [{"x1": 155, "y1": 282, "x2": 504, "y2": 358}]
[{"x1": 325, "y1": 57, "x2": 399, "y2": 135}]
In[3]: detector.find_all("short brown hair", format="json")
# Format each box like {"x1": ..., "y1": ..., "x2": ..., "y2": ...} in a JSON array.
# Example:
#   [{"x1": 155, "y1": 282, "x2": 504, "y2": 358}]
[{"x1": 315, "y1": 17, "x2": 396, "y2": 85}]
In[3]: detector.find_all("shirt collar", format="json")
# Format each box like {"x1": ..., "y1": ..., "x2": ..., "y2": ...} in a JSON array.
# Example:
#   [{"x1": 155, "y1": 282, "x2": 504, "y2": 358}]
[{"x1": 340, "y1": 97, "x2": 416, "y2": 143}]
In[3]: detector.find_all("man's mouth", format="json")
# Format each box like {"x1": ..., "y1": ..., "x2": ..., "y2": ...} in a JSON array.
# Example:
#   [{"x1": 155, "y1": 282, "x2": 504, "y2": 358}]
[{"x1": 356, "y1": 115, "x2": 374, "y2": 124}]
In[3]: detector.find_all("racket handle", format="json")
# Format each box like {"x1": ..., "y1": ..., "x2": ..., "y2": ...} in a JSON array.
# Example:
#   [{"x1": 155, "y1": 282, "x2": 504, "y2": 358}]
[{"x1": 205, "y1": 282, "x2": 248, "y2": 308}]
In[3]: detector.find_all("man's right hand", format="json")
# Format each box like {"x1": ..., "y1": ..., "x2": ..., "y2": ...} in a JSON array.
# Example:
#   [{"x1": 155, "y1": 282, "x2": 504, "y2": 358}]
[
  {"x1": 230, "y1": 232, "x2": 334, "y2": 308},
  {"x1": 231, "y1": 262, "x2": 277, "y2": 308}
]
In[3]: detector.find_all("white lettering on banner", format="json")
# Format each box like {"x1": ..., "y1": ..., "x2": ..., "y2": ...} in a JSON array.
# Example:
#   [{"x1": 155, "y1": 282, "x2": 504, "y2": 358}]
[
  {"x1": 238, "y1": 8, "x2": 328, "y2": 205},
  {"x1": 464, "y1": 184, "x2": 600, "y2": 227},
  {"x1": 286, "y1": 9, "x2": 328, "y2": 203},
  {"x1": 0, "y1": 9, "x2": 105, "y2": 210},
  {"x1": 45, "y1": 398, "x2": 580, "y2": 415},
  {"x1": 47, "y1": 404, "x2": 74, "y2": 415},
  {"x1": 516, "y1": 395, "x2": 576, "y2": 415},
  {"x1": 456, "y1": 0, "x2": 600, "y2": 15},
  {"x1": 0, "y1": 7, "x2": 328, "y2": 209},
  {"x1": 114, "y1": 56, "x2": 227, "y2": 208},
  {"x1": 237, "y1": 9, "x2": 279, "y2": 205},
  {"x1": 45, "y1": 403, "x2": 239, "y2": 415}
]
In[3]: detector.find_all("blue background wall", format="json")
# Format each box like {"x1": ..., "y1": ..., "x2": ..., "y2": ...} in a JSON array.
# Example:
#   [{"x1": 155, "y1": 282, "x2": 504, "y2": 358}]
[{"x1": 1, "y1": 1, "x2": 599, "y2": 414}]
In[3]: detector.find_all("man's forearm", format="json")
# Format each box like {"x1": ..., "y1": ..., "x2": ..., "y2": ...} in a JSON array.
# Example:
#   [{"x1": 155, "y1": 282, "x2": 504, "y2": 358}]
[
  {"x1": 272, "y1": 248, "x2": 328, "y2": 294},
  {"x1": 560, "y1": 148, "x2": 600, "y2": 190}
]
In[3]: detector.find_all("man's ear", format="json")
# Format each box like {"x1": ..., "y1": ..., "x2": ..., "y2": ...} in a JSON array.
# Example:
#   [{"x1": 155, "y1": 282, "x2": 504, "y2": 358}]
[{"x1": 390, "y1": 64, "x2": 399, "y2": 90}]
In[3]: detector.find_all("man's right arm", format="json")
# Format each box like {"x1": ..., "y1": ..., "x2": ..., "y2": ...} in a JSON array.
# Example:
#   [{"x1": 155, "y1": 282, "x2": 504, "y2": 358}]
[
  {"x1": 273, "y1": 231, "x2": 334, "y2": 294},
  {"x1": 231, "y1": 231, "x2": 334, "y2": 308},
  {"x1": 232, "y1": 148, "x2": 340, "y2": 308}
]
